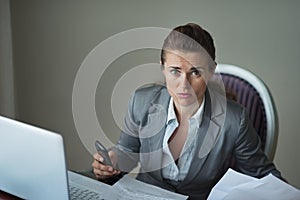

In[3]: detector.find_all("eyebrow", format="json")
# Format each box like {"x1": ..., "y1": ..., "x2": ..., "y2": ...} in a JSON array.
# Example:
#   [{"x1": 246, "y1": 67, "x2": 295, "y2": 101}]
[
  {"x1": 191, "y1": 66, "x2": 206, "y2": 70},
  {"x1": 167, "y1": 66, "x2": 206, "y2": 71},
  {"x1": 167, "y1": 66, "x2": 181, "y2": 69}
]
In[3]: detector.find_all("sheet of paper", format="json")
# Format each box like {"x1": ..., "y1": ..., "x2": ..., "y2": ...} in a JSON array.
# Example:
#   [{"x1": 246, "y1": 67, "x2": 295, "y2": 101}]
[
  {"x1": 208, "y1": 168, "x2": 300, "y2": 200},
  {"x1": 207, "y1": 168, "x2": 257, "y2": 200},
  {"x1": 223, "y1": 173, "x2": 300, "y2": 200},
  {"x1": 103, "y1": 175, "x2": 188, "y2": 200},
  {"x1": 209, "y1": 168, "x2": 257, "y2": 195}
]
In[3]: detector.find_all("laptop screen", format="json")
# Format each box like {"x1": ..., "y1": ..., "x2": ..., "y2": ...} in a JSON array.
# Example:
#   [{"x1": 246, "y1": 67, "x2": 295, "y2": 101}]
[{"x1": 0, "y1": 116, "x2": 69, "y2": 200}]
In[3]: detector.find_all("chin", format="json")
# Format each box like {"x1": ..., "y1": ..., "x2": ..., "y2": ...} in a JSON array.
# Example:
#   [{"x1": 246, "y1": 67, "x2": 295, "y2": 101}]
[{"x1": 178, "y1": 100, "x2": 199, "y2": 107}]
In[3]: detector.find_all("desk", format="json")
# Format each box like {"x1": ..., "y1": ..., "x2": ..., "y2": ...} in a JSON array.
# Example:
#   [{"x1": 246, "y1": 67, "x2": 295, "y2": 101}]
[{"x1": 0, "y1": 191, "x2": 22, "y2": 200}]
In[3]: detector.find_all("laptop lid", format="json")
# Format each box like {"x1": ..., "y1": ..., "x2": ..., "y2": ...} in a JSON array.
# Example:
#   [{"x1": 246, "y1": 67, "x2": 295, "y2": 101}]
[{"x1": 0, "y1": 115, "x2": 69, "y2": 200}]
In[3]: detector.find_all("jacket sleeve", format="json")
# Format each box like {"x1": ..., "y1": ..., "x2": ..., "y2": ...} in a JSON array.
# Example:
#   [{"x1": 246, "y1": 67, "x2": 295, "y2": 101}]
[
  {"x1": 112, "y1": 92, "x2": 142, "y2": 173},
  {"x1": 233, "y1": 108, "x2": 282, "y2": 179}
]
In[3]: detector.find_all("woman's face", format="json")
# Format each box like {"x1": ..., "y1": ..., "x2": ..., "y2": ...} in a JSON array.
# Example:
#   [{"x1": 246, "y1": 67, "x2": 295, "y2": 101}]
[{"x1": 162, "y1": 50, "x2": 213, "y2": 109}]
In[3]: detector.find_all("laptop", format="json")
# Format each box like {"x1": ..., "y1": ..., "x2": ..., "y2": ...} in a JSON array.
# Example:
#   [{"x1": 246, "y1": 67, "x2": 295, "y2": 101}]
[{"x1": 0, "y1": 115, "x2": 111, "y2": 200}]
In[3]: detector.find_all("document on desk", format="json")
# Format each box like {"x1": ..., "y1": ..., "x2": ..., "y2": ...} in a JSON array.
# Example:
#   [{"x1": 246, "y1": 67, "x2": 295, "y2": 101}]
[
  {"x1": 102, "y1": 175, "x2": 188, "y2": 200},
  {"x1": 208, "y1": 168, "x2": 300, "y2": 200}
]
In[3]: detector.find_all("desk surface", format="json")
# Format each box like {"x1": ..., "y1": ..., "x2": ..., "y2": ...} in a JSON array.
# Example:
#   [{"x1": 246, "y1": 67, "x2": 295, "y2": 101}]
[{"x1": 0, "y1": 191, "x2": 22, "y2": 200}]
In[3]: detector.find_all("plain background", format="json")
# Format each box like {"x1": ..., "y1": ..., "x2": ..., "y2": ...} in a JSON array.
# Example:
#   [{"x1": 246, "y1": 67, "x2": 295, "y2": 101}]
[{"x1": 1, "y1": 0, "x2": 299, "y2": 188}]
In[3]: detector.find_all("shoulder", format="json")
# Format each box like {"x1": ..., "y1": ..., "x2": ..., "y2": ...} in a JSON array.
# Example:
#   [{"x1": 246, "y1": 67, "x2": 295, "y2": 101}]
[
  {"x1": 207, "y1": 86, "x2": 245, "y2": 121},
  {"x1": 226, "y1": 99, "x2": 244, "y2": 115},
  {"x1": 135, "y1": 83, "x2": 167, "y2": 97},
  {"x1": 226, "y1": 99, "x2": 248, "y2": 125},
  {"x1": 132, "y1": 83, "x2": 168, "y2": 104},
  {"x1": 128, "y1": 83, "x2": 169, "y2": 125},
  {"x1": 128, "y1": 83, "x2": 169, "y2": 111}
]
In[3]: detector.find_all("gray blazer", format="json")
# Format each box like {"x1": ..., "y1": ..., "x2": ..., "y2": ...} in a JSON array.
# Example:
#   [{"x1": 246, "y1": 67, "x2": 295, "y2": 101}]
[{"x1": 113, "y1": 84, "x2": 281, "y2": 200}]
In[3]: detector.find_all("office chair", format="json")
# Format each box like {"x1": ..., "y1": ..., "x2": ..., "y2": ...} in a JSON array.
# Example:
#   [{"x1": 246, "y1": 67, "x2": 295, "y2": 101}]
[{"x1": 215, "y1": 64, "x2": 279, "y2": 161}]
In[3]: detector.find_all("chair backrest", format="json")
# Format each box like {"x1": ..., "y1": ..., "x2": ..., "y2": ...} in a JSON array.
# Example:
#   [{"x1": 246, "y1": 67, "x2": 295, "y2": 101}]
[{"x1": 214, "y1": 64, "x2": 278, "y2": 161}]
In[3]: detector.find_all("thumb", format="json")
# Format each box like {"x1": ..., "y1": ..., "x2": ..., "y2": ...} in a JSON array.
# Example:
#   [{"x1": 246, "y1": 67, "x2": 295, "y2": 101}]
[{"x1": 108, "y1": 150, "x2": 118, "y2": 167}]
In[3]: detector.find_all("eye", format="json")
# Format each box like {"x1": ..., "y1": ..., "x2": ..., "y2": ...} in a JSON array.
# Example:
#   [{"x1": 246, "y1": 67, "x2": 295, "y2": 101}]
[
  {"x1": 191, "y1": 69, "x2": 201, "y2": 77},
  {"x1": 170, "y1": 69, "x2": 180, "y2": 75}
]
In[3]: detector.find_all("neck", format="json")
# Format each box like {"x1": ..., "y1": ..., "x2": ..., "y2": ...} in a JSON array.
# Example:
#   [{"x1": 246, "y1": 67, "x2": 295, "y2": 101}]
[{"x1": 174, "y1": 100, "x2": 202, "y2": 122}]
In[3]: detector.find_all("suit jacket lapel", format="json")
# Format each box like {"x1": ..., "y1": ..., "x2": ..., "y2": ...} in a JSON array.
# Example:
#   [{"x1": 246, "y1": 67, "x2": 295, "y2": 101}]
[
  {"x1": 140, "y1": 86, "x2": 170, "y2": 180},
  {"x1": 182, "y1": 89, "x2": 226, "y2": 184}
]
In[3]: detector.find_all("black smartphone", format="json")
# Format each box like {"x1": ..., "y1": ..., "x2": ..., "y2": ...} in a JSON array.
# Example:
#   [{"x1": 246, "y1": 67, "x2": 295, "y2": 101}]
[{"x1": 95, "y1": 140, "x2": 113, "y2": 167}]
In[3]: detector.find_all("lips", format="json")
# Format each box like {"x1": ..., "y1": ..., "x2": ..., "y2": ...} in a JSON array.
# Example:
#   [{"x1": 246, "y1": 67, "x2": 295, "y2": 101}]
[{"x1": 177, "y1": 93, "x2": 192, "y2": 98}]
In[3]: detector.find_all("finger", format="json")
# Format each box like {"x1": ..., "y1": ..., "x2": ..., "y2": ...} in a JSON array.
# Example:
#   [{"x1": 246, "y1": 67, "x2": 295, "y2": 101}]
[
  {"x1": 108, "y1": 150, "x2": 115, "y2": 158},
  {"x1": 94, "y1": 170, "x2": 112, "y2": 179},
  {"x1": 113, "y1": 170, "x2": 121, "y2": 175},
  {"x1": 92, "y1": 161, "x2": 120, "y2": 174},
  {"x1": 93, "y1": 163, "x2": 121, "y2": 180},
  {"x1": 93, "y1": 168, "x2": 115, "y2": 176},
  {"x1": 108, "y1": 150, "x2": 118, "y2": 166},
  {"x1": 93, "y1": 153, "x2": 104, "y2": 163},
  {"x1": 93, "y1": 167, "x2": 120, "y2": 179},
  {"x1": 93, "y1": 159, "x2": 115, "y2": 172},
  {"x1": 92, "y1": 160, "x2": 102, "y2": 170}
]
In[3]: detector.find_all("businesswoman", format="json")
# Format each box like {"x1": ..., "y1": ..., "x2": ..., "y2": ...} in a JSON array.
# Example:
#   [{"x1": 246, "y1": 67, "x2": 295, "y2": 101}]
[{"x1": 92, "y1": 23, "x2": 282, "y2": 199}]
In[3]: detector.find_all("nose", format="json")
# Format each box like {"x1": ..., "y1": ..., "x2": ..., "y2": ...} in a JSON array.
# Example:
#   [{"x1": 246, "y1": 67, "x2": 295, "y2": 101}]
[{"x1": 179, "y1": 73, "x2": 191, "y2": 89}]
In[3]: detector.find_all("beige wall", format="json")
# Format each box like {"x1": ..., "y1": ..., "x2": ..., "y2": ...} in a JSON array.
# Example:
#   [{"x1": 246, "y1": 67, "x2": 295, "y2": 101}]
[
  {"x1": 9, "y1": 0, "x2": 300, "y2": 187},
  {"x1": 0, "y1": 0, "x2": 15, "y2": 118}
]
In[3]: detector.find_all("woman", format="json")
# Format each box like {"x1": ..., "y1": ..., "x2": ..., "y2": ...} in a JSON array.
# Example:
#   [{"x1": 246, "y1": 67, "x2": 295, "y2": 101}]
[{"x1": 92, "y1": 23, "x2": 282, "y2": 199}]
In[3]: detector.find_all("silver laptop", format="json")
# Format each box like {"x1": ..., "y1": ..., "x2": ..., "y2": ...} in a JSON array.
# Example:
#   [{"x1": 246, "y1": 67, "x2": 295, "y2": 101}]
[{"x1": 0, "y1": 115, "x2": 110, "y2": 200}]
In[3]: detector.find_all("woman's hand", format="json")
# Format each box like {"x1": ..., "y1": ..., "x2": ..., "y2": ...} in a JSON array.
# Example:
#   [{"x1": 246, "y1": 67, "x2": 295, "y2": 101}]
[{"x1": 92, "y1": 150, "x2": 120, "y2": 180}]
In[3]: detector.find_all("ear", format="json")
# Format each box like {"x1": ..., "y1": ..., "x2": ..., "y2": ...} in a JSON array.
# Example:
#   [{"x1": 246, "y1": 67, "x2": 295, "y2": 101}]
[
  {"x1": 206, "y1": 62, "x2": 216, "y2": 81},
  {"x1": 160, "y1": 63, "x2": 167, "y2": 78},
  {"x1": 160, "y1": 61, "x2": 165, "y2": 71},
  {"x1": 209, "y1": 62, "x2": 217, "y2": 73}
]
